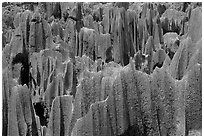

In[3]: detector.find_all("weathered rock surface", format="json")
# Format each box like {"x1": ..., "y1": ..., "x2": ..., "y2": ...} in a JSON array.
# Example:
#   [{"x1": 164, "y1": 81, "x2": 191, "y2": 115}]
[{"x1": 2, "y1": 2, "x2": 202, "y2": 136}]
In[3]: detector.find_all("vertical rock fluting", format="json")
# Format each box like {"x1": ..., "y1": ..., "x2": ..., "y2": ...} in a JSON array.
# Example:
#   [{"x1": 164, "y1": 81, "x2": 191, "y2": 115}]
[
  {"x1": 95, "y1": 33, "x2": 111, "y2": 60},
  {"x1": 70, "y1": 57, "x2": 201, "y2": 136},
  {"x1": 78, "y1": 27, "x2": 96, "y2": 60},
  {"x1": 46, "y1": 95, "x2": 73, "y2": 136},
  {"x1": 151, "y1": 67, "x2": 179, "y2": 135},
  {"x1": 160, "y1": 9, "x2": 185, "y2": 35},
  {"x1": 63, "y1": 60, "x2": 73, "y2": 93},
  {"x1": 2, "y1": 2, "x2": 202, "y2": 136},
  {"x1": 168, "y1": 37, "x2": 201, "y2": 80},
  {"x1": 8, "y1": 85, "x2": 38, "y2": 136},
  {"x1": 144, "y1": 36, "x2": 154, "y2": 74},
  {"x1": 44, "y1": 72, "x2": 65, "y2": 111},
  {"x1": 29, "y1": 9, "x2": 53, "y2": 53},
  {"x1": 184, "y1": 64, "x2": 202, "y2": 135}
]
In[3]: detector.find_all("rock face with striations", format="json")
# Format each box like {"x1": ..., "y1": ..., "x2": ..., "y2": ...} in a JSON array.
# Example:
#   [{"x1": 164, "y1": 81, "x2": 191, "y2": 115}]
[
  {"x1": 160, "y1": 8, "x2": 185, "y2": 35},
  {"x1": 7, "y1": 85, "x2": 39, "y2": 136},
  {"x1": 46, "y1": 95, "x2": 73, "y2": 136},
  {"x1": 70, "y1": 57, "x2": 202, "y2": 136},
  {"x1": 2, "y1": 2, "x2": 202, "y2": 136}
]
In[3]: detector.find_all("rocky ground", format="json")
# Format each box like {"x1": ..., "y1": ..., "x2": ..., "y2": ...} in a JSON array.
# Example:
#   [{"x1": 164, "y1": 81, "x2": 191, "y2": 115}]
[{"x1": 2, "y1": 2, "x2": 202, "y2": 136}]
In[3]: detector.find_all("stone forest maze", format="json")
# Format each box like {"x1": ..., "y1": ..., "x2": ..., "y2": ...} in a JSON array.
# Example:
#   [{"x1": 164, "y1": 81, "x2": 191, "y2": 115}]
[{"x1": 2, "y1": 2, "x2": 202, "y2": 136}]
